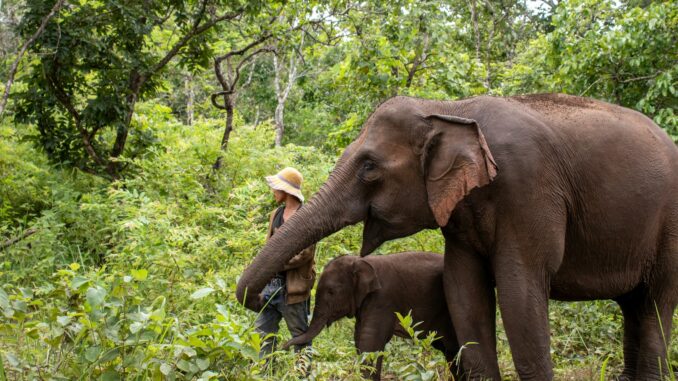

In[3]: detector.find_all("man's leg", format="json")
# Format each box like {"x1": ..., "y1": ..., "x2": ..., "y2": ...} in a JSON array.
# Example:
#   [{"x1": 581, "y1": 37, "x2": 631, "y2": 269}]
[
  {"x1": 254, "y1": 282, "x2": 285, "y2": 358},
  {"x1": 282, "y1": 298, "x2": 312, "y2": 375},
  {"x1": 282, "y1": 298, "x2": 311, "y2": 349}
]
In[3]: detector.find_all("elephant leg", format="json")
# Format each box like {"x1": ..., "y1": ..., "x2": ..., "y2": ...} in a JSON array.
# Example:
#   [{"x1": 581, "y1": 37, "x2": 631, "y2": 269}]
[
  {"x1": 630, "y1": 232, "x2": 678, "y2": 381},
  {"x1": 443, "y1": 240, "x2": 500, "y2": 380},
  {"x1": 494, "y1": 265, "x2": 553, "y2": 380},
  {"x1": 492, "y1": 213, "x2": 565, "y2": 381},
  {"x1": 355, "y1": 311, "x2": 395, "y2": 381},
  {"x1": 443, "y1": 345, "x2": 462, "y2": 381},
  {"x1": 617, "y1": 287, "x2": 675, "y2": 381},
  {"x1": 616, "y1": 288, "x2": 645, "y2": 381},
  {"x1": 431, "y1": 340, "x2": 462, "y2": 380}
]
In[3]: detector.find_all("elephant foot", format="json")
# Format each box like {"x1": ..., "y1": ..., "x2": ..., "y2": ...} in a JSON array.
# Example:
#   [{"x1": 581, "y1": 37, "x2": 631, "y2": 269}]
[{"x1": 613, "y1": 375, "x2": 632, "y2": 381}]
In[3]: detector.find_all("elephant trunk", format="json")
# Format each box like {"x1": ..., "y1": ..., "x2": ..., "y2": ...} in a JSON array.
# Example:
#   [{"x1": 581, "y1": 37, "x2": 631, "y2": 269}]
[
  {"x1": 236, "y1": 163, "x2": 361, "y2": 311},
  {"x1": 282, "y1": 314, "x2": 328, "y2": 350}
]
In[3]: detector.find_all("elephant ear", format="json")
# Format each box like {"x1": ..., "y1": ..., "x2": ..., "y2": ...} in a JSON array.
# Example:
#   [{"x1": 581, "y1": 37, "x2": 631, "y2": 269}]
[
  {"x1": 422, "y1": 114, "x2": 498, "y2": 227},
  {"x1": 352, "y1": 259, "x2": 382, "y2": 309}
]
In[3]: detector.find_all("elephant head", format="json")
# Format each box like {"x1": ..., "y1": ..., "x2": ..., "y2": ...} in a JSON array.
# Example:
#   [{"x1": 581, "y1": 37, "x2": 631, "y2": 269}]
[
  {"x1": 236, "y1": 96, "x2": 497, "y2": 310},
  {"x1": 282, "y1": 255, "x2": 381, "y2": 349}
]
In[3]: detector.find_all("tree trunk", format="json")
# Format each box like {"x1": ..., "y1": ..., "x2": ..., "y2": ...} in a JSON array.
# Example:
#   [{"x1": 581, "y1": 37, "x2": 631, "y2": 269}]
[
  {"x1": 272, "y1": 33, "x2": 302, "y2": 147},
  {"x1": 211, "y1": 93, "x2": 234, "y2": 171},
  {"x1": 221, "y1": 94, "x2": 235, "y2": 150},
  {"x1": 185, "y1": 73, "x2": 194, "y2": 126},
  {"x1": 253, "y1": 105, "x2": 260, "y2": 127},
  {"x1": 405, "y1": 22, "x2": 429, "y2": 89},
  {"x1": 107, "y1": 74, "x2": 142, "y2": 180},
  {"x1": 273, "y1": 53, "x2": 284, "y2": 147},
  {"x1": 274, "y1": 101, "x2": 284, "y2": 147},
  {"x1": 470, "y1": 0, "x2": 481, "y2": 63}
]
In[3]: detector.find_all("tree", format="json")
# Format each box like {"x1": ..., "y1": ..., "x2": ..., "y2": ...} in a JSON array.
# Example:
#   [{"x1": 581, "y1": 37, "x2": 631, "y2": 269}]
[
  {"x1": 272, "y1": 28, "x2": 305, "y2": 147},
  {"x1": 211, "y1": 28, "x2": 273, "y2": 159},
  {"x1": 210, "y1": 1, "x2": 346, "y2": 153},
  {"x1": 0, "y1": 0, "x2": 60, "y2": 120},
  {"x1": 503, "y1": 0, "x2": 678, "y2": 140},
  {"x1": 14, "y1": 0, "x2": 250, "y2": 180}
]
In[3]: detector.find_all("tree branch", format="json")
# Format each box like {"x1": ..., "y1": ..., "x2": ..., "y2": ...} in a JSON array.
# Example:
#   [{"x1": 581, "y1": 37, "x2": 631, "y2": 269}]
[
  {"x1": 148, "y1": 6, "x2": 243, "y2": 78},
  {"x1": 1, "y1": 228, "x2": 37, "y2": 250},
  {"x1": 45, "y1": 69, "x2": 106, "y2": 167},
  {"x1": 0, "y1": 0, "x2": 65, "y2": 120},
  {"x1": 210, "y1": 91, "x2": 231, "y2": 109},
  {"x1": 618, "y1": 72, "x2": 666, "y2": 83}
]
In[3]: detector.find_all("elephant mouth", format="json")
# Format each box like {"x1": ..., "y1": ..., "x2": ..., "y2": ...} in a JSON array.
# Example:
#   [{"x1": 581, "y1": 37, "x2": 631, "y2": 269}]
[{"x1": 360, "y1": 213, "x2": 387, "y2": 256}]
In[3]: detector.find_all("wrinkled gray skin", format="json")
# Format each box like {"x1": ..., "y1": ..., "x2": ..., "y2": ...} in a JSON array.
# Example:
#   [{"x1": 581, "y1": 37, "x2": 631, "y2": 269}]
[
  {"x1": 282, "y1": 252, "x2": 460, "y2": 380},
  {"x1": 237, "y1": 94, "x2": 678, "y2": 380}
]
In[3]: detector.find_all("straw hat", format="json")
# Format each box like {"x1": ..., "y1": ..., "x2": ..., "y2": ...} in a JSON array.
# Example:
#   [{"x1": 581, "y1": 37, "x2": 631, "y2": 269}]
[{"x1": 265, "y1": 167, "x2": 304, "y2": 202}]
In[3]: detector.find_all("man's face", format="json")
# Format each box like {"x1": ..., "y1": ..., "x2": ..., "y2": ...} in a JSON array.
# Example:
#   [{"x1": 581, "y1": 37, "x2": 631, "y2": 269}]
[{"x1": 273, "y1": 189, "x2": 286, "y2": 203}]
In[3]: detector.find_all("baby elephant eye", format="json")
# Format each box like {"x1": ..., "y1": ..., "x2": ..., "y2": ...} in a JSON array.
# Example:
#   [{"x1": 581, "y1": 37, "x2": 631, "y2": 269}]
[{"x1": 363, "y1": 161, "x2": 376, "y2": 171}]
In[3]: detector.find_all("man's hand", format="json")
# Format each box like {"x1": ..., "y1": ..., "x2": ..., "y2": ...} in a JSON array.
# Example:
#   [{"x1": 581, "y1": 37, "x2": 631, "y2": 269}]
[
  {"x1": 283, "y1": 246, "x2": 314, "y2": 270},
  {"x1": 240, "y1": 290, "x2": 265, "y2": 312}
]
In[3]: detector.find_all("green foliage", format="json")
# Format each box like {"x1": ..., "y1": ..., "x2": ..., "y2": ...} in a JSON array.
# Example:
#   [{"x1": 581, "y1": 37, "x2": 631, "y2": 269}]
[
  {"x1": 502, "y1": 0, "x2": 678, "y2": 141},
  {"x1": 391, "y1": 311, "x2": 450, "y2": 381},
  {"x1": 13, "y1": 0, "x2": 250, "y2": 178}
]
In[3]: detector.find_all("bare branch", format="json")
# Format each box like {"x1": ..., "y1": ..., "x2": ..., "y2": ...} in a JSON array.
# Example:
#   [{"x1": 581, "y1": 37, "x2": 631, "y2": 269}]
[
  {"x1": 214, "y1": 33, "x2": 273, "y2": 65},
  {"x1": 618, "y1": 72, "x2": 667, "y2": 84},
  {"x1": 210, "y1": 91, "x2": 231, "y2": 109},
  {"x1": 241, "y1": 57, "x2": 258, "y2": 88}
]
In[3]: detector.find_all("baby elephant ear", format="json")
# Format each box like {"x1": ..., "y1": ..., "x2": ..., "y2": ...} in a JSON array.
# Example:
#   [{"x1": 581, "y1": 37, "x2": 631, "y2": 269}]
[
  {"x1": 353, "y1": 259, "x2": 382, "y2": 308},
  {"x1": 423, "y1": 114, "x2": 498, "y2": 227}
]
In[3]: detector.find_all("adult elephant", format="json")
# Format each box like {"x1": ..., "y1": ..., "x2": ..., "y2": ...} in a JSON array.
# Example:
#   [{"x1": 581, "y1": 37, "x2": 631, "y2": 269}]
[{"x1": 237, "y1": 94, "x2": 678, "y2": 380}]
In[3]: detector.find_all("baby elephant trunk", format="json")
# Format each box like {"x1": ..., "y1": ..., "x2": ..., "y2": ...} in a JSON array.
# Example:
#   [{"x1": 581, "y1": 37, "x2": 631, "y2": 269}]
[{"x1": 282, "y1": 315, "x2": 328, "y2": 350}]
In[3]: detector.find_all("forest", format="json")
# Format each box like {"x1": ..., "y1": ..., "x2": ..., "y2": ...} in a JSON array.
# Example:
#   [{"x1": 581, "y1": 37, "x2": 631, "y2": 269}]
[{"x1": 0, "y1": 0, "x2": 676, "y2": 379}]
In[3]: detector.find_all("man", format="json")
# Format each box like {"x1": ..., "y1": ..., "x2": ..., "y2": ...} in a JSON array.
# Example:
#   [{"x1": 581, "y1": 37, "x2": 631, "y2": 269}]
[{"x1": 254, "y1": 167, "x2": 316, "y2": 369}]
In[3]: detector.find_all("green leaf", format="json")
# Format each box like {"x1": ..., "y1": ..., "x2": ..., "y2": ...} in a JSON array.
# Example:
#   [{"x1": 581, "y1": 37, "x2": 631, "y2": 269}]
[
  {"x1": 0, "y1": 352, "x2": 6, "y2": 381},
  {"x1": 99, "y1": 348, "x2": 120, "y2": 363},
  {"x1": 100, "y1": 368, "x2": 120, "y2": 381},
  {"x1": 130, "y1": 269, "x2": 148, "y2": 281},
  {"x1": 86, "y1": 286, "x2": 107, "y2": 308},
  {"x1": 216, "y1": 304, "x2": 229, "y2": 318},
  {"x1": 85, "y1": 346, "x2": 102, "y2": 363},
  {"x1": 0, "y1": 287, "x2": 9, "y2": 310},
  {"x1": 159, "y1": 363, "x2": 173, "y2": 376},
  {"x1": 196, "y1": 357, "x2": 210, "y2": 371},
  {"x1": 129, "y1": 322, "x2": 144, "y2": 334},
  {"x1": 198, "y1": 371, "x2": 218, "y2": 380},
  {"x1": 177, "y1": 359, "x2": 200, "y2": 374},
  {"x1": 56, "y1": 315, "x2": 72, "y2": 327},
  {"x1": 71, "y1": 276, "x2": 90, "y2": 290},
  {"x1": 190, "y1": 287, "x2": 214, "y2": 300},
  {"x1": 149, "y1": 307, "x2": 165, "y2": 322},
  {"x1": 215, "y1": 277, "x2": 226, "y2": 291}
]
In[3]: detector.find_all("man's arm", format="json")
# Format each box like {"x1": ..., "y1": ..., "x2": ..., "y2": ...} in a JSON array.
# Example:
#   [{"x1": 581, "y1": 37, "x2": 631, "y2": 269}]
[{"x1": 283, "y1": 245, "x2": 315, "y2": 270}]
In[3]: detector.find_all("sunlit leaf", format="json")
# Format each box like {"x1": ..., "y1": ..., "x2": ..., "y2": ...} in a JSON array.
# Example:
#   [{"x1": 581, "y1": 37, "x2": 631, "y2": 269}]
[{"x1": 190, "y1": 288, "x2": 215, "y2": 300}]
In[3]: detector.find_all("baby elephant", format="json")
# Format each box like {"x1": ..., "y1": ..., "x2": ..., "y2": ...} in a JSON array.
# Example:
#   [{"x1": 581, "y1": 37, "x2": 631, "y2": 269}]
[{"x1": 283, "y1": 252, "x2": 460, "y2": 380}]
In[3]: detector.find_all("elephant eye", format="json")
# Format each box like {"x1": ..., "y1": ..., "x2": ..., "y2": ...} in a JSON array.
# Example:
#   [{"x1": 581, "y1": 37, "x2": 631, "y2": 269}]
[
  {"x1": 363, "y1": 160, "x2": 376, "y2": 171},
  {"x1": 359, "y1": 158, "x2": 381, "y2": 182}
]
